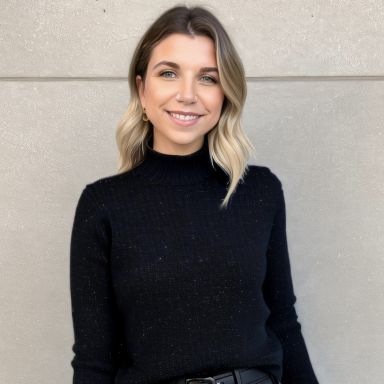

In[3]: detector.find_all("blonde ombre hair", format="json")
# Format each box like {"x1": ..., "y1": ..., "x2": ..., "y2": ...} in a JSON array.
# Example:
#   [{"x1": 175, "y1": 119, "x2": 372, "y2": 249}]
[{"x1": 116, "y1": 5, "x2": 255, "y2": 209}]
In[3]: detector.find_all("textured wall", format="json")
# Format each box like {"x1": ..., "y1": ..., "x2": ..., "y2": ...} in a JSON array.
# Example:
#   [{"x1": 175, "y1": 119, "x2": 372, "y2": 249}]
[{"x1": 1, "y1": 1, "x2": 383, "y2": 383}]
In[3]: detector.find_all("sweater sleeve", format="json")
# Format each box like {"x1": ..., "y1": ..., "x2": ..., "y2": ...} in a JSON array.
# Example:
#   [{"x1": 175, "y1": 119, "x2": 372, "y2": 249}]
[
  {"x1": 262, "y1": 172, "x2": 319, "y2": 384},
  {"x1": 69, "y1": 185, "x2": 123, "y2": 384}
]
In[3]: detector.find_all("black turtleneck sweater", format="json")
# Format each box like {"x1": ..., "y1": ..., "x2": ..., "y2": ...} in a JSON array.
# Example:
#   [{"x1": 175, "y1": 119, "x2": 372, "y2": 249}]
[{"x1": 70, "y1": 134, "x2": 319, "y2": 384}]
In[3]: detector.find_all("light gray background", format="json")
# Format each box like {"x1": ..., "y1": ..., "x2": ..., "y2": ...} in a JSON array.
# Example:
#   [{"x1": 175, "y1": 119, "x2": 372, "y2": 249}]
[{"x1": 1, "y1": 1, "x2": 383, "y2": 383}]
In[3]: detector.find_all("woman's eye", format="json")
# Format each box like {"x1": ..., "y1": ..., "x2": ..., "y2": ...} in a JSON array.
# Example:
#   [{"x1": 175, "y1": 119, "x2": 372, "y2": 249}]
[
  {"x1": 201, "y1": 75, "x2": 217, "y2": 84},
  {"x1": 160, "y1": 71, "x2": 217, "y2": 84},
  {"x1": 160, "y1": 70, "x2": 176, "y2": 78}
]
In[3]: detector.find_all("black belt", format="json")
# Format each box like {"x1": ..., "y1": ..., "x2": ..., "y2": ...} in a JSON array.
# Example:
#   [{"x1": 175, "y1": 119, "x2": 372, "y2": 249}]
[{"x1": 171, "y1": 367, "x2": 280, "y2": 384}]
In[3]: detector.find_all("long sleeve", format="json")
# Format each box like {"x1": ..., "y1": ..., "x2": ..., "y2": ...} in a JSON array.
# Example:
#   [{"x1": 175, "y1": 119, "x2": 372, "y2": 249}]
[
  {"x1": 262, "y1": 173, "x2": 319, "y2": 384},
  {"x1": 69, "y1": 186, "x2": 124, "y2": 384}
]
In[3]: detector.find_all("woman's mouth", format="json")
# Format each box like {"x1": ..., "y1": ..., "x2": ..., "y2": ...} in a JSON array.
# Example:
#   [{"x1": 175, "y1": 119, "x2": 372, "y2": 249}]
[{"x1": 166, "y1": 111, "x2": 203, "y2": 127}]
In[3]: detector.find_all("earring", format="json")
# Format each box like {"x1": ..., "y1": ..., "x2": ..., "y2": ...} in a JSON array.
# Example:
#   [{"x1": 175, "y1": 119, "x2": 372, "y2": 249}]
[{"x1": 142, "y1": 107, "x2": 149, "y2": 122}]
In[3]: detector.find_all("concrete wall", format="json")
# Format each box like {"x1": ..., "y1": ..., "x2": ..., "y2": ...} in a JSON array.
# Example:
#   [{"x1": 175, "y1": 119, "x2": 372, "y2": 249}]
[{"x1": 1, "y1": 1, "x2": 383, "y2": 383}]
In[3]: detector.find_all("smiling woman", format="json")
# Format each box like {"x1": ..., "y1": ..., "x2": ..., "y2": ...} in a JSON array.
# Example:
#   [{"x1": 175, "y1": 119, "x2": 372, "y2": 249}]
[
  {"x1": 135, "y1": 33, "x2": 225, "y2": 152},
  {"x1": 114, "y1": 5, "x2": 252, "y2": 210},
  {"x1": 69, "y1": 4, "x2": 319, "y2": 384}
]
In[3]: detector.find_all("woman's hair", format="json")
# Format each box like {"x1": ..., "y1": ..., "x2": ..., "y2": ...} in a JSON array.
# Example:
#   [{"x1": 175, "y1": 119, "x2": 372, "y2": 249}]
[{"x1": 116, "y1": 4, "x2": 255, "y2": 209}]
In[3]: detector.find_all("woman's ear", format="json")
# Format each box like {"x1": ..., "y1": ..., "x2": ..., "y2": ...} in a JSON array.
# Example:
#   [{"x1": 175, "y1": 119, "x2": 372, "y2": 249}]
[{"x1": 136, "y1": 75, "x2": 145, "y2": 106}]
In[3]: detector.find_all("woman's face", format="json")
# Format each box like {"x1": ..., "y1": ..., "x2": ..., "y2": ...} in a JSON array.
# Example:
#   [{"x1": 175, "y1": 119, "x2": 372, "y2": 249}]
[{"x1": 136, "y1": 33, "x2": 225, "y2": 155}]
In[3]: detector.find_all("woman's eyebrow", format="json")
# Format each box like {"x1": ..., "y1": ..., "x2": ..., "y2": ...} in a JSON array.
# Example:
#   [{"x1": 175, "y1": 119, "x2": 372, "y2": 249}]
[{"x1": 152, "y1": 60, "x2": 218, "y2": 73}]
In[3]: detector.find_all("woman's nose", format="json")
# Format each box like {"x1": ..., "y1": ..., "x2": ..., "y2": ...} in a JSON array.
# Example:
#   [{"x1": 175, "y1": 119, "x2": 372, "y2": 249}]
[{"x1": 176, "y1": 80, "x2": 197, "y2": 103}]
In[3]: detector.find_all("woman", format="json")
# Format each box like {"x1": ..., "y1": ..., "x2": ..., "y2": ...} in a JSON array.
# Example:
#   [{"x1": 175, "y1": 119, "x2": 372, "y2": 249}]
[{"x1": 69, "y1": 5, "x2": 319, "y2": 384}]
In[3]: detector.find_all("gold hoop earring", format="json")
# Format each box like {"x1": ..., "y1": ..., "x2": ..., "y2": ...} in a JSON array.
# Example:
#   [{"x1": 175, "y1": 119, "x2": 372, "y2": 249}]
[{"x1": 142, "y1": 107, "x2": 149, "y2": 122}]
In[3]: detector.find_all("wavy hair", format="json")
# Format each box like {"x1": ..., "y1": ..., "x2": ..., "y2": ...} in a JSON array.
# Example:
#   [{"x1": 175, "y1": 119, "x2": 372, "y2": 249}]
[{"x1": 116, "y1": 4, "x2": 255, "y2": 209}]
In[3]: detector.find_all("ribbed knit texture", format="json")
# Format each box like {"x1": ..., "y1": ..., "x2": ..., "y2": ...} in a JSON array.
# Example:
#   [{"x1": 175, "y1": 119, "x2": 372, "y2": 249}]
[{"x1": 70, "y1": 134, "x2": 319, "y2": 384}]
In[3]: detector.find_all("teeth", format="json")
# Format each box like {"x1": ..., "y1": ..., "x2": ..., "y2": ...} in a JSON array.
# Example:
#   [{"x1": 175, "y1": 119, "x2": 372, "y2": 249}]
[{"x1": 169, "y1": 112, "x2": 200, "y2": 121}]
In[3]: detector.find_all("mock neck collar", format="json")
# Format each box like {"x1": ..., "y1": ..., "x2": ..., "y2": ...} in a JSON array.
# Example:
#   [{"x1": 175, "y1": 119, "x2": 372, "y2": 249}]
[{"x1": 136, "y1": 134, "x2": 228, "y2": 185}]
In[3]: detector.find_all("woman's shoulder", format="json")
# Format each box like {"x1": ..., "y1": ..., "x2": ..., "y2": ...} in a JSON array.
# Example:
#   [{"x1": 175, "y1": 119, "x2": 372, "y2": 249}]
[
  {"x1": 245, "y1": 164, "x2": 283, "y2": 189},
  {"x1": 85, "y1": 171, "x2": 129, "y2": 188},
  {"x1": 78, "y1": 169, "x2": 140, "y2": 207},
  {"x1": 241, "y1": 165, "x2": 284, "y2": 209}
]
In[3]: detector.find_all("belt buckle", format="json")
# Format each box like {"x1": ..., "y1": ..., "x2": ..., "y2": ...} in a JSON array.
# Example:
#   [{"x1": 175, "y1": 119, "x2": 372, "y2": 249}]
[{"x1": 185, "y1": 377, "x2": 216, "y2": 384}]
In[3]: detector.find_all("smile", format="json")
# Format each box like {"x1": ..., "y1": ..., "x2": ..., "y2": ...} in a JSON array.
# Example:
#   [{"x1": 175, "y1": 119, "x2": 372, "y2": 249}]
[
  {"x1": 166, "y1": 111, "x2": 203, "y2": 126},
  {"x1": 167, "y1": 111, "x2": 201, "y2": 120}
]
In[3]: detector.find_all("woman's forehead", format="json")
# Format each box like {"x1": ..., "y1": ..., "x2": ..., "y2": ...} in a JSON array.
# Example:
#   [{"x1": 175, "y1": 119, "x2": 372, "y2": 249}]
[{"x1": 149, "y1": 34, "x2": 217, "y2": 67}]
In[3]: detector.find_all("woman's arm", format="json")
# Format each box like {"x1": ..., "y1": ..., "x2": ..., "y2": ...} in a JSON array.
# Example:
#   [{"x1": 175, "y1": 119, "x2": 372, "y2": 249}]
[
  {"x1": 69, "y1": 185, "x2": 123, "y2": 384},
  {"x1": 262, "y1": 172, "x2": 319, "y2": 384}
]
